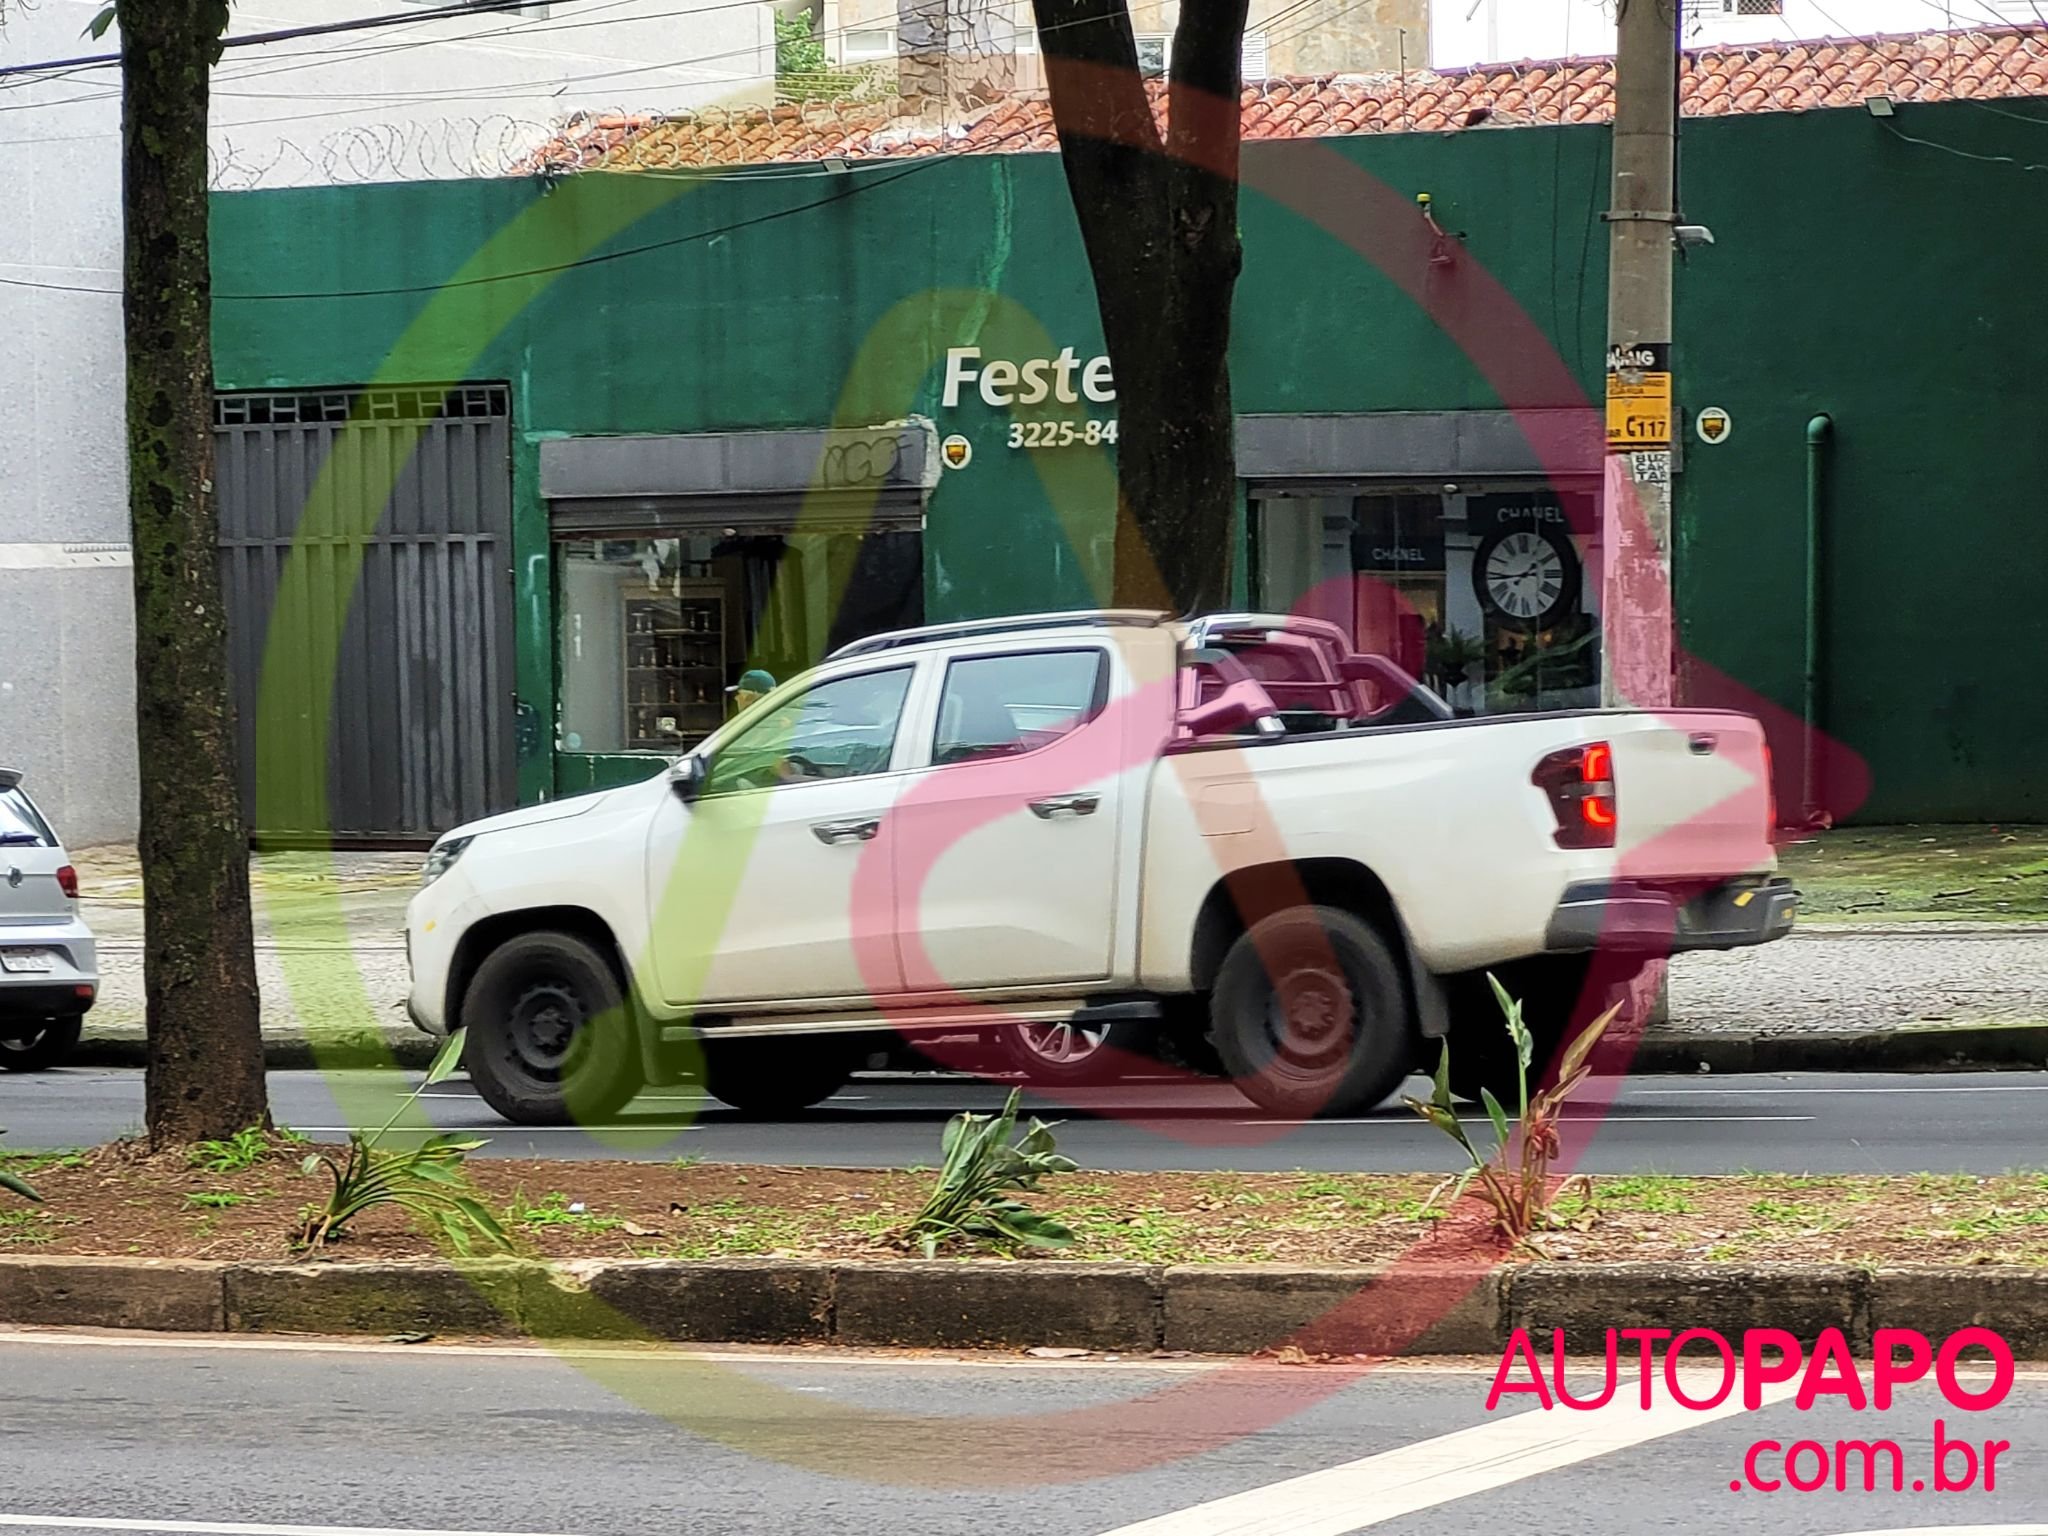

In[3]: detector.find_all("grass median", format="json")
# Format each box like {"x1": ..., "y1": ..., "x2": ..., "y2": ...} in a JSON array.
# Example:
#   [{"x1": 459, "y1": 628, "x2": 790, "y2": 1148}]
[
  {"x1": 4, "y1": 1143, "x2": 2048, "y2": 1268},
  {"x1": 1784, "y1": 823, "x2": 2048, "y2": 923}
]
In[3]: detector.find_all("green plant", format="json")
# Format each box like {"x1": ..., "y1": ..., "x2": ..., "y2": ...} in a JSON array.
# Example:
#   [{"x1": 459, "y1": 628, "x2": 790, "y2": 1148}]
[
  {"x1": 0, "y1": 1128, "x2": 39, "y2": 1204},
  {"x1": 297, "y1": 1029, "x2": 509, "y2": 1255},
  {"x1": 189, "y1": 1126, "x2": 270, "y2": 1174},
  {"x1": 1404, "y1": 975, "x2": 1618, "y2": 1244},
  {"x1": 902, "y1": 1089, "x2": 1077, "y2": 1258},
  {"x1": 774, "y1": 10, "x2": 829, "y2": 77},
  {"x1": 1489, "y1": 625, "x2": 1599, "y2": 701},
  {"x1": 507, "y1": 1189, "x2": 624, "y2": 1236},
  {"x1": 1425, "y1": 626, "x2": 1487, "y2": 688},
  {"x1": 186, "y1": 1191, "x2": 246, "y2": 1210}
]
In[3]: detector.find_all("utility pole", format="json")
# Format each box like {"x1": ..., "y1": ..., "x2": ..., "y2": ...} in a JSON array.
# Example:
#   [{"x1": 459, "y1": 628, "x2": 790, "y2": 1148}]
[
  {"x1": 1600, "y1": 0, "x2": 1679, "y2": 1036},
  {"x1": 1600, "y1": 0, "x2": 1678, "y2": 712}
]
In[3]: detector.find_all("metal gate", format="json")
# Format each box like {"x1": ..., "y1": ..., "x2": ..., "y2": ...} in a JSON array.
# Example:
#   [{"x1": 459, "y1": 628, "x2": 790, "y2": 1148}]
[{"x1": 214, "y1": 384, "x2": 516, "y2": 844}]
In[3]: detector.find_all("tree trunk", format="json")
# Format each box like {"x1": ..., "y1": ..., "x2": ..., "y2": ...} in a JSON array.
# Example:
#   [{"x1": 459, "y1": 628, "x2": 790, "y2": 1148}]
[
  {"x1": 119, "y1": 0, "x2": 269, "y2": 1146},
  {"x1": 1030, "y1": 0, "x2": 1249, "y2": 613}
]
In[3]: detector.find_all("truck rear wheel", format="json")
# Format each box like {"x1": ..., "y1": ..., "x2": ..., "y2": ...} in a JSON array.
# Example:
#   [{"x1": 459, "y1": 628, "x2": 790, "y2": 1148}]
[
  {"x1": 1209, "y1": 905, "x2": 1416, "y2": 1118},
  {"x1": 460, "y1": 931, "x2": 643, "y2": 1126},
  {"x1": 701, "y1": 1036, "x2": 858, "y2": 1118}
]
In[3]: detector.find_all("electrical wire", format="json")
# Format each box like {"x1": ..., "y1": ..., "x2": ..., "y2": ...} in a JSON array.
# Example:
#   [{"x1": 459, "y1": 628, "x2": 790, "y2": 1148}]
[
  {"x1": 1879, "y1": 114, "x2": 2048, "y2": 166},
  {"x1": 0, "y1": 0, "x2": 577, "y2": 82},
  {"x1": 0, "y1": 0, "x2": 809, "y2": 116}
]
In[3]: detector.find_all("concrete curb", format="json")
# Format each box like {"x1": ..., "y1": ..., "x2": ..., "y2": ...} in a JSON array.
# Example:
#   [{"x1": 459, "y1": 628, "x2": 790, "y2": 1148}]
[
  {"x1": 1633, "y1": 1023, "x2": 2048, "y2": 1076},
  {"x1": 5, "y1": 1258, "x2": 2048, "y2": 1356},
  {"x1": 67, "y1": 1022, "x2": 2048, "y2": 1076}
]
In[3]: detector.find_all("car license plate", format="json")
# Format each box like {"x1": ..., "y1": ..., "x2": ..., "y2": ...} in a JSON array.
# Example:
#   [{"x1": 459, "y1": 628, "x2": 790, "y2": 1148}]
[{"x1": 0, "y1": 949, "x2": 55, "y2": 974}]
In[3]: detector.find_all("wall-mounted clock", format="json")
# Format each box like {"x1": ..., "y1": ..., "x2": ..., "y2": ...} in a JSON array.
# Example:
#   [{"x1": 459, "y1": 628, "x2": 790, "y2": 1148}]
[{"x1": 1472, "y1": 523, "x2": 1580, "y2": 632}]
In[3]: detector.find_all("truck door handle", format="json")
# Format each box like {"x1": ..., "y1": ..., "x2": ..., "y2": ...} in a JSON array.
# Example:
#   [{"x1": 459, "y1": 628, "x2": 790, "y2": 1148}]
[
  {"x1": 811, "y1": 818, "x2": 880, "y2": 845},
  {"x1": 1029, "y1": 793, "x2": 1100, "y2": 819}
]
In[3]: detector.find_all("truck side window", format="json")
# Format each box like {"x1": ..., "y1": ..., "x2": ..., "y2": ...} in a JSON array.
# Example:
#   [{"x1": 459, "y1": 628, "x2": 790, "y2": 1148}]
[
  {"x1": 703, "y1": 666, "x2": 913, "y2": 793},
  {"x1": 932, "y1": 650, "x2": 1107, "y2": 765}
]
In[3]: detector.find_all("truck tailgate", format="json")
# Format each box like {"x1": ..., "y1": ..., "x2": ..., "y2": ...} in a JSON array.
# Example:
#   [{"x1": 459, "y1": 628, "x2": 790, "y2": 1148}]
[{"x1": 1606, "y1": 711, "x2": 1775, "y2": 882}]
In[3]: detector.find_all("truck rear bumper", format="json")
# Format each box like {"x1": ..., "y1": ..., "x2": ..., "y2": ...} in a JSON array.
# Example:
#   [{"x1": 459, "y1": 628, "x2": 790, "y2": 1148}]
[{"x1": 1545, "y1": 877, "x2": 1799, "y2": 955}]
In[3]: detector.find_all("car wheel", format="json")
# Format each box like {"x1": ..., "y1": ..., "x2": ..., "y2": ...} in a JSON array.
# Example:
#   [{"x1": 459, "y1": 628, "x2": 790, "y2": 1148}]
[
  {"x1": 459, "y1": 931, "x2": 642, "y2": 1126},
  {"x1": 1440, "y1": 955, "x2": 1613, "y2": 1106},
  {"x1": 1209, "y1": 905, "x2": 1416, "y2": 1118},
  {"x1": 700, "y1": 1036, "x2": 858, "y2": 1118},
  {"x1": 0, "y1": 1015, "x2": 83, "y2": 1073},
  {"x1": 997, "y1": 1016, "x2": 1153, "y2": 1087}
]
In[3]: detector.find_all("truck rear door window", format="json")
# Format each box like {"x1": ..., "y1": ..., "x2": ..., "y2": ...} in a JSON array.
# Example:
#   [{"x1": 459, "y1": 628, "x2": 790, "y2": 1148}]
[{"x1": 933, "y1": 650, "x2": 1107, "y2": 765}]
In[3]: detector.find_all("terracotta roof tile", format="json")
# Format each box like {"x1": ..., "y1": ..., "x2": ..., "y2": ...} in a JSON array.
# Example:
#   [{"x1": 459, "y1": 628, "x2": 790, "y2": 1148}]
[{"x1": 518, "y1": 23, "x2": 2048, "y2": 175}]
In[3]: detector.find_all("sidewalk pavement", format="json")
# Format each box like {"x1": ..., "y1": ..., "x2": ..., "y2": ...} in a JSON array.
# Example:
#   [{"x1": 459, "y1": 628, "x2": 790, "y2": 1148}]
[{"x1": 65, "y1": 846, "x2": 2048, "y2": 1074}]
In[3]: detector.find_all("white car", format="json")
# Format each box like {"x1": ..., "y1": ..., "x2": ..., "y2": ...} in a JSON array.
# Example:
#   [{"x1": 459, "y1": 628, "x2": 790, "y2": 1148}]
[
  {"x1": 407, "y1": 610, "x2": 1794, "y2": 1124},
  {"x1": 0, "y1": 769, "x2": 98, "y2": 1071}
]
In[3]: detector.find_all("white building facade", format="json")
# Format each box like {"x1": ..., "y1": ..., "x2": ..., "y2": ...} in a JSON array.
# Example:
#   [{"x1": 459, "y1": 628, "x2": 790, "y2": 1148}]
[
  {"x1": 1434, "y1": 0, "x2": 2046, "y2": 70},
  {"x1": 0, "y1": 0, "x2": 775, "y2": 843}
]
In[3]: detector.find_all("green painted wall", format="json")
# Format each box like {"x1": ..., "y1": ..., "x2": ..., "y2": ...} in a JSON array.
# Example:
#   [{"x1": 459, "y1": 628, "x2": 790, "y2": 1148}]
[
  {"x1": 211, "y1": 99, "x2": 2046, "y2": 820},
  {"x1": 1668, "y1": 103, "x2": 2048, "y2": 823}
]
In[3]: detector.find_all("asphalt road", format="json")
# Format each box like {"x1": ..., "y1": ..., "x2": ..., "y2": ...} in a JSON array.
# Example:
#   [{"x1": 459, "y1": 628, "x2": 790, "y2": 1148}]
[
  {"x1": 5, "y1": 1067, "x2": 2048, "y2": 1174},
  {"x1": 0, "y1": 1332, "x2": 2043, "y2": 1535}
]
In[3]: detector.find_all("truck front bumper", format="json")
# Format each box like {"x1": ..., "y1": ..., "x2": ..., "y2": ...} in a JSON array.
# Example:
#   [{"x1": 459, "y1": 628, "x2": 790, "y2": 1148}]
[{"x1": 1545, "y1": 877, "x2": 1799, "y2": 955}]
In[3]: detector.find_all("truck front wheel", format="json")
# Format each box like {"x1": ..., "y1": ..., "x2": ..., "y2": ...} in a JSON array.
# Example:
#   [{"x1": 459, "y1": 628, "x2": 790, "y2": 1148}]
[
  {"x1": 460, "y1": 931, "x2": 643, "y2": 1126},
  {"x1": 1209, "y1": 906, "x2": 1416, "y2": 1118}
]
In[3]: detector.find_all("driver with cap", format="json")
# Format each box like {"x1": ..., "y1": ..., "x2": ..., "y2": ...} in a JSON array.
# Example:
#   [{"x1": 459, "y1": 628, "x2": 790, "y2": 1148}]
[{"x1": 726, "y1": 668, "x2": 775, "y2": 715}]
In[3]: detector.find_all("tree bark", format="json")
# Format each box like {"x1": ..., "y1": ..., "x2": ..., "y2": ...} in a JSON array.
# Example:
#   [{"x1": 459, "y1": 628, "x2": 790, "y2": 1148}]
[
  {"x1": 119, "y1": 0, "x2": 269, "y2": 1146},
  {"x1": 1030, "y1": 0, "x2": 1250, "y2": 613}
]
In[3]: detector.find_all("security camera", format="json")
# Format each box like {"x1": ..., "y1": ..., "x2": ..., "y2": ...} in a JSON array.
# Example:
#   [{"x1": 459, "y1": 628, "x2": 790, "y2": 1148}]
[{"x1": 1674, "y1": 224, "x2": 1715, "y2": 249}]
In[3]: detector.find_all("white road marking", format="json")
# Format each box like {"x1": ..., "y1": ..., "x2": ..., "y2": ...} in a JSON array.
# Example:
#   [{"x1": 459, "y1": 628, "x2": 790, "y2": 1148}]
[
  {"x1": 1823, "y1": 1529, "x2": 2048, "y2": 1536},
  {"x1": 0, "y1": 1328, "x2": 1460, "y2": 1373},
  {"x1": 0, "y1": 1521, "x2": 574, "y2": 1536},
  {"x1": 1229, "y1": 1115, "x2": 1814, "y2": 1127},
  {"x1": 1090, "y1": 1370, "x2": 1798, "y2": 1536},
  {"x1": 405, "y1": 1093, "x2": 867, "y2": 1105},
  {"x1": 1636, "y1": 1084, "x2": 2048, "y2": 1096}
]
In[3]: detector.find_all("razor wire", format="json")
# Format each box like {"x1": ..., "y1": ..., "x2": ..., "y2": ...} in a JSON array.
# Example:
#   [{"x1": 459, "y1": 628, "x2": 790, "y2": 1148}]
[{"x1": 186, "y1": 22, "x2": 2048, "y2": 188}]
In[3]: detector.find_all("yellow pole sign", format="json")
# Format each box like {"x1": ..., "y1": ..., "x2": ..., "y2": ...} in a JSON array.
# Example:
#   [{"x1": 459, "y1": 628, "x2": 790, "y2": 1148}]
[{"x1": 1605, "y1": 341, "x2": 1672, "y2": 449}]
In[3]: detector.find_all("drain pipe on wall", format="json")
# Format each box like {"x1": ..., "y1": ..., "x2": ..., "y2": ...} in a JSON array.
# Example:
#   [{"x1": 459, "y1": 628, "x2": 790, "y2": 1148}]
[{"x1": 1803, "y1": 413, "x2": 1833, "y2": 824}]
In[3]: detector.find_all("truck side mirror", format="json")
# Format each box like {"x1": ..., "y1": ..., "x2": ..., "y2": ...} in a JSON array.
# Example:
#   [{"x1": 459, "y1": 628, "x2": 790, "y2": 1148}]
[{"x1": 669, "y1": 754, "x2": 707, "y2": 804}]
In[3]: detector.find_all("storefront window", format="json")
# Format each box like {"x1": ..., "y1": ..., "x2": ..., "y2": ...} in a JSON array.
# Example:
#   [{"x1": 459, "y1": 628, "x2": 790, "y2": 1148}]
[
  {"x1": 555, "y1": 528, "x2": 922, "y2": 756},
  {"x1": 1253, "y1": 485, "x2": 1600, "y2": 718}
]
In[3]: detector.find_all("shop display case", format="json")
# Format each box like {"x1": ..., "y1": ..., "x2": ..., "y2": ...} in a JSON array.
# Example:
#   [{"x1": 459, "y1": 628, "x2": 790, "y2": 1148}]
[{"x1": 622, "y1": 580, "x2": 727, "y2": 752}]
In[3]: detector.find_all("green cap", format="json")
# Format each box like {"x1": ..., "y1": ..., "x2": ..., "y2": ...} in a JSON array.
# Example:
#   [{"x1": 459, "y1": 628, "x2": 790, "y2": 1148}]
[{"x1": 726, "y1": 668, "x2": 777, "y2": 696}]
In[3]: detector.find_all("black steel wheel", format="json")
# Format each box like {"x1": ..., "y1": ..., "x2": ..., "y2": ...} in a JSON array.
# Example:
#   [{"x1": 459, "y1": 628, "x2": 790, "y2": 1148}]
[
  {"x1": 460, "y1": 931, "x2": 641, "y2": 1126},
  {"x1": 1209, "y1": 905, "x2": 1416, "y2": 1118}
]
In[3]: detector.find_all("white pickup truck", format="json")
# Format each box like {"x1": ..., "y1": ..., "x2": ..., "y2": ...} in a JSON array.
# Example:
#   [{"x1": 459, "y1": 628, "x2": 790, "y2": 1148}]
[{"x1": 406, "y1": 610, "x2": 1795, "y2": 1125}]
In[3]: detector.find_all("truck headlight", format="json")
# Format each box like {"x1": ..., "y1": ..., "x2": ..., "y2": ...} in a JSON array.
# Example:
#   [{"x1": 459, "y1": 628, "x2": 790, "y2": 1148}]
[{"x1": 420, "y1": 835, "x2": 474, "y2": 888}]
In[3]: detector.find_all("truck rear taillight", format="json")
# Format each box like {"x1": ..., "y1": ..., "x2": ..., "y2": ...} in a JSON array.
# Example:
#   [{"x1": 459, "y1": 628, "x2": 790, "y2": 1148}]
[
  {"x1": 1533, "y1": 742, "x2": 1617, "y2": 849},
  {"x1": 56, "y1": 865, "x2": 78, "y2": 899}
]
